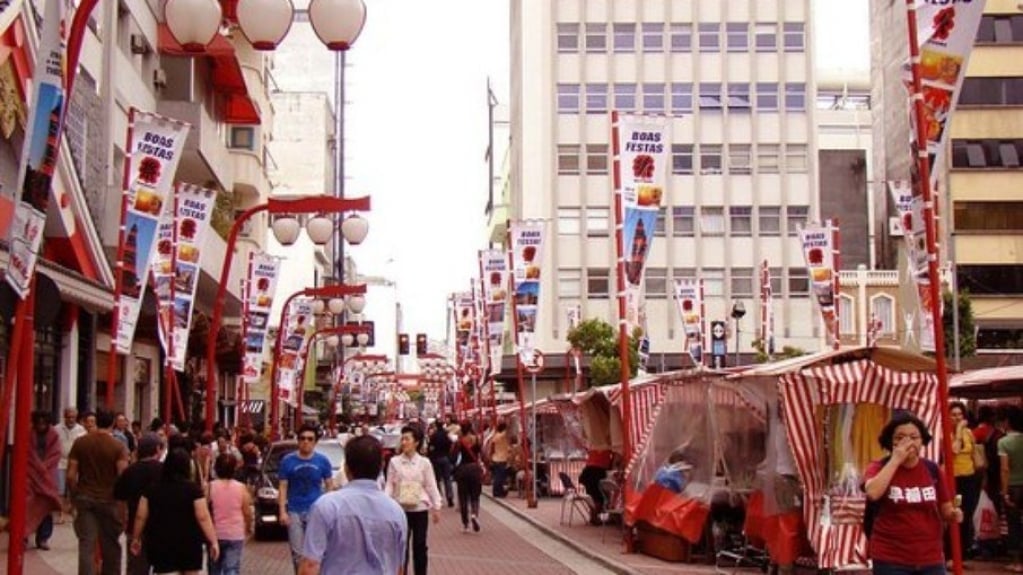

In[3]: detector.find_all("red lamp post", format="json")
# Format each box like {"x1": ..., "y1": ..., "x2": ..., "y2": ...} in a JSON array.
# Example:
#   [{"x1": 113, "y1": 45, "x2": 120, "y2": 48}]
[
  {"x1": 417, "y1": 353, "x2": 456, "y2": 419},
  {"x1": 291, "y1": 323, "x2": 373, "y2": 430},
  {"x1": 205, "y1": 195, "x2": 369, "y2": 432},
  {"x1": 266, "y1": 282, "x2": 368, "y2": 438}
]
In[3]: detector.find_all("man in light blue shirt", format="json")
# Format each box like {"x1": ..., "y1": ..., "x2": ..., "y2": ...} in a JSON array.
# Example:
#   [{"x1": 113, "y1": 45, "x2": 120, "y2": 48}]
[{"x1": 299, "y1": 435, "x2": 407, "y2": 575}]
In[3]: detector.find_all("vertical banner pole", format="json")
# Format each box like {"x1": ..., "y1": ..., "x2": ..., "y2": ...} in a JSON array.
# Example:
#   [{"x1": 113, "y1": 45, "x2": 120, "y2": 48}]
[
  {"x1": 0, "y1": 298, "x2": 28, "y2": 465},
  {"x1": 831, "y1": 219, "x2": 841, "y2": 350},
  {"x1": 507, "y1": 221, "x2": 535, "y2": 508},
  {"x1": 905, "y1": 2, "x2": 960, "y2": 572},
  {"x1": 108, "y1": 107, "x2": 137, "y2": 408},
  {"x1": 610, "y1": 111, "x2": 634, "y2": 495},
  {"x1": 7, "y1": 283, "x2": 35, "y2": 575}
]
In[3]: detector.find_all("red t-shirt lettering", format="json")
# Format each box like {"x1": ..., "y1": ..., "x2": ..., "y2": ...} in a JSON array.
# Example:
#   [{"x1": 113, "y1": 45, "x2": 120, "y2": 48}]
[{"x1": 863, "y1": 459, "x2": 950, "y2": 565}]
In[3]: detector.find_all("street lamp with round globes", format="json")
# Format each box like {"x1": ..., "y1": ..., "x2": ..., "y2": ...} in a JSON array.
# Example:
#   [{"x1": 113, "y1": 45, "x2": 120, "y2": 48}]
[{"x1": 731, "y1": 301, "x2": 746, "y2": 366}]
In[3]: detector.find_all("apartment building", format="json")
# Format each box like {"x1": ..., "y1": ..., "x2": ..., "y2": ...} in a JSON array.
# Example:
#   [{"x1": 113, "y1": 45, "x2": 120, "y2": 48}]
[{"x1": 503, "y1": 0, "x2": 825, "y2": 387}]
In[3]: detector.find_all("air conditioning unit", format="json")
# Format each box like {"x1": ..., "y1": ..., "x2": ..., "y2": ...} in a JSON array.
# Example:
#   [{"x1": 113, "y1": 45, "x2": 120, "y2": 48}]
[
  {"x1": 153, "y1": 68, "x2": 167, "y2": 90},
  {"x1": 888, "y1": 216, "x2": 905, "y2": 237},
  {"x1": 130, "y1": 34, "x2": 148, "y2": 55}
]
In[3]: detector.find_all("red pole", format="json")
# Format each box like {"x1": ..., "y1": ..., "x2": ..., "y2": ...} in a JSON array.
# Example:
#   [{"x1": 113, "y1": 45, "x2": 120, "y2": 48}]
[
  {"x1": 507, "y1": 221, "x2": 535, "y2": 507},
  {"x1": 7, "y1": 283, "x2": 35, "y2": 575},
  {"x1": 831, "y1": 219, "x2": 841, "y2": 350},
  {"x1": 269, "y1": 290, "x2": 301, "y2": 440},
  {"x1": 162, "y1": 362, "x2": 173, "y2": 426},
  {"x1": 0, "y1": 298, "x2": 28, "y2": 466},
  {"x1": 700, "y1": 279, "x2": 707, "y2": 367},
  {"x1": 905, "y1": 2, "x2": 961, "y2": 572},
  {"x1": 611, "y1": 110, "x2": 634, "y2": 487},
  {"x1": 107, "y1": 107, "x2": 138, "y2": 409}
]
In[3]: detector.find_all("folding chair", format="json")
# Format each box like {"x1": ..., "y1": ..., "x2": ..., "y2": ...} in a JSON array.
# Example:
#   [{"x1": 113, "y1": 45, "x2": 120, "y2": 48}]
[
  {"x1": 598, "y1": 477, "x2": 625, "y2": 543},
  {"x1": 558, "y1": 471, "x2": 594, "y2": 526}
]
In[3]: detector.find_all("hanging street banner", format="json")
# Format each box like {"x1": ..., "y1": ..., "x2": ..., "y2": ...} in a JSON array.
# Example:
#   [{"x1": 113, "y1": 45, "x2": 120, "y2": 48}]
[
  {"x1": 614, "y1": 114, "x2": 668, "y2": 331},
  {"x1": 153, "y1": 184, "x2": 216, "y2": 371},
  {"x1": 673, "y1": 278, "x2": 704, "y2": 365},
  {"x1": 909, "y1": 0, "x2": 986, "y2": 191},
  {"x1": 889, "y1": 180, "x2": 936, "y2": 352},
  {"x1": 480, "y1": 248, "x2": 508, "y2": 374},
  {"x1": 5, "y1": 0, "x2": 64, "y2": 297},
  {"x1": 510, "y1": 220, "x2": 545, "y2": 366},
  {"x1": 760, "y1": 260, "x2": 776, "y2": 357},
  {"x1": 277, "y1": 298, "x2": 313, "y2": 406},
  {"x1": 798, "y1": 222, "x2": 840, "y2": 348},
  {"x1": 243, "y1": 252, "x2": 281, "y2": 384},
  {"x1": 453, "y1": 291, "x2": 474, "y2": 369},
  {"x1": 114, "y1": 111, "x2": 190, "y2": 353},
  {"x1": 0, "y1": 0, "x2": 22, "y2": 43}
]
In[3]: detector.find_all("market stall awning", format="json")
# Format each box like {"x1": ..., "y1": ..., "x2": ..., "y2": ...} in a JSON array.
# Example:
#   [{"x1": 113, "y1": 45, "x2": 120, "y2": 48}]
[
  {"x1": 727, "y1": 345, "x2": 937, "y2": 378},
  {"x1": 950, "y1": 364, "x2": 1023, "y2": 398},
  {"x1": 156, "y1": 25, "x2": 260, "y2": 125}
]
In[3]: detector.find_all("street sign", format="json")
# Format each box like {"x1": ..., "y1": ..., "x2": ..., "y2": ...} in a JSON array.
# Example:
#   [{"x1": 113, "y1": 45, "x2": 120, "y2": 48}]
[{"x1": 524, "y1": 350, "x2": 544, "y2": 374}]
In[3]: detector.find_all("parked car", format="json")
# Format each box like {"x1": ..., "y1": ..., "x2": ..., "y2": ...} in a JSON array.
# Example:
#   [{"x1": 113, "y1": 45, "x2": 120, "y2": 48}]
[{"x1": 253, "y1": 439, "x2": 346, "y2": 540}]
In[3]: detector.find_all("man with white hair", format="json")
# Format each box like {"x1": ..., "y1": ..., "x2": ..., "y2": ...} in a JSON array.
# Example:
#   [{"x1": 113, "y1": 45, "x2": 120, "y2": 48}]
[{"x1": 56, "y1": 406, "x2": 87, "y2": 521}]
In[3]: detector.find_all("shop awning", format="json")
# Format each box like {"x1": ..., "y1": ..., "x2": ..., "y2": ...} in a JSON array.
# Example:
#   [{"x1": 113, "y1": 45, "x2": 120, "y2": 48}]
[{"x1": 156, "y1": 25, "x2": 260, "y2": 125}]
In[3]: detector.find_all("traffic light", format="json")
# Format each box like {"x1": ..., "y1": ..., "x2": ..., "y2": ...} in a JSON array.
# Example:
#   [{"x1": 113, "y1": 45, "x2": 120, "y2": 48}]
[
  {"x1": 398, "y1": 333, "x2": 409, "y2": 355},
  {"x1": 416, "y1": 333, "x2": 428, "y2": 356}
]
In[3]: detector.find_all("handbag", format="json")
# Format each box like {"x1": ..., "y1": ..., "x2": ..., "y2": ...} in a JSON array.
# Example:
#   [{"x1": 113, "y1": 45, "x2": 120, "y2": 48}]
[
  {"x1": 972, "y1": 443, "x2": 988, "y2": 471},
  {"x1": 397, "y1": 480, "x2": 423, "y2": 509}
]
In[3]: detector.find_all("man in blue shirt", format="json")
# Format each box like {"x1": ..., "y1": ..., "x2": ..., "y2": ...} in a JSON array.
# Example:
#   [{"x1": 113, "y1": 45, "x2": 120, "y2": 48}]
[
  {"x1": 279, "y1": 424, "x2": 335, "y2": 574},
  {"x1": 299, "y1": 435, "x2": 407, "y2": 575}
]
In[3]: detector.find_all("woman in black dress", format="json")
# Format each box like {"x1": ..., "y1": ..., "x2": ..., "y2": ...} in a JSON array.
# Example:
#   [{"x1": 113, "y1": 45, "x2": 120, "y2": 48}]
[
  {"x1": 451, "y1": 422, "x2": 484, "y2": 532},
  {"x1": 130, "y1": 447, "x2": 219, "y2": 574}
]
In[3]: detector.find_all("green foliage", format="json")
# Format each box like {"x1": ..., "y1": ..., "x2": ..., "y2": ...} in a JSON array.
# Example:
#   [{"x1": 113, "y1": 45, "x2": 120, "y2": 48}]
[
  {"x1": 210, "y1": 191, "x2": 236, "y2": 241},
  {"x1": 942, "y1": 288, "x2": 976, "y2": 359},
  {"x1": 750, "y1": 337, "x2": 809, "y2": 364},
  {"x1": 567, "y1": 318, "x2": 639, "y2": 388}
]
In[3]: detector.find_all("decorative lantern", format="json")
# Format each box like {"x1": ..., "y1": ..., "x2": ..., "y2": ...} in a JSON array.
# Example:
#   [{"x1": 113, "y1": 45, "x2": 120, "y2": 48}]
[
  {"x1": 308, "y1": 0, "x2": 367, "y2": 51},
  {"x1": 340, "y1": 213, "x2": 369, "y2": 245},
  {"x1": 356, "y1": 332, "x2": 370, "y2": 346},
  {"x1": 327, "y1": 298, "x2": 346, "y2": 315},
  {"x1": 271, "y1": 215, "x2": 301, "y2": 245},
  {"x1": 341, "y1": 333, "x2": 355, "y2": 347},
  {"x1": 235, "y1": 0, "x2": 295, "y2": 50},
  {"x1": 346, "y1": 294, "x2": 367, "y2": 314},
  {"x1": 305, "y1": 214, "x2": 334, "y2": 245},
  {"x1": 165, "y1": 0, "x2": 222, "y2": 52}
]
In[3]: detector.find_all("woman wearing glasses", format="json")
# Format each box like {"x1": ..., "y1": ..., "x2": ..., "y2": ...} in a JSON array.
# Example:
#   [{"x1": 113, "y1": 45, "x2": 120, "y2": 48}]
[
  {"x1": 278, "y1": 424, "x2": 335, "y2": 575},
  {"x1": 863, "y1": 412, "x2": 963, "y2": 575}
]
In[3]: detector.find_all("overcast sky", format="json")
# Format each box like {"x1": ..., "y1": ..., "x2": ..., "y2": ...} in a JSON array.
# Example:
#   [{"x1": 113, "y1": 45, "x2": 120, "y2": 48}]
[{"x1": 339, "y1": 0, "x2": 870, "y2": 342}]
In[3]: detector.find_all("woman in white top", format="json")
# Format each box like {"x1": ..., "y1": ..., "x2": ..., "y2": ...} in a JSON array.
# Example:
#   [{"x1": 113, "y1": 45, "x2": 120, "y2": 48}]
[
  {"x1": 208, "y1": 453, "x2": 253, "y2": 575},
  {"x1": 385, "y1": 425, "x2": 442, "y2": 575}
]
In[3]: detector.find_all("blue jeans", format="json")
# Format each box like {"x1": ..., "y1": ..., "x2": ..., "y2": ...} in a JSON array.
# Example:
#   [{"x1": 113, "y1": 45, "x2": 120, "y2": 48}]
[
  {"x1": 872, "y1": 561, "x2": 946, "y2": 575},
  {"x1": 287, "y1": 511, "x2": 310, "y2": 573},
  {"x1": 209, "y1": 539, "x2": 244, "y2": 575},
  {"x1": 35, "y1": 513, "x2": 54, "y2": 544}
]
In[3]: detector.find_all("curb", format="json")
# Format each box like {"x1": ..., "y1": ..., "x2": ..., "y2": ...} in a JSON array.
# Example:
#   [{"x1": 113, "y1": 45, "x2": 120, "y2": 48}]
[{"x1": 484, "y1": 493, "x2": 640, "y2": 575}]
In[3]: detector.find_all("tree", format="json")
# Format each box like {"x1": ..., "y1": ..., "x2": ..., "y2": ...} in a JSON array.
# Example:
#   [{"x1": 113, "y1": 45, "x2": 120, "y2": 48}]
[
  {"x1": 567, "y1": 318, "x2": 640, "y2": 388},
  {"x1": 941, "y1": 288, "x2": 976, "y2": 359},
  {"x1": 750, "y1": 338, "x2": 808, "y2": 363}
]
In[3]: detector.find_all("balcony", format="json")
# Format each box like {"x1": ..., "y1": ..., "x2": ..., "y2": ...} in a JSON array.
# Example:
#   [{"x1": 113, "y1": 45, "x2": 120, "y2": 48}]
[
  {"x1": 157, "y1": 99, "x2": 234, "y2": 192},
  {"x1": 231, "y1": 148, "x2": 271, "y2": 203}
]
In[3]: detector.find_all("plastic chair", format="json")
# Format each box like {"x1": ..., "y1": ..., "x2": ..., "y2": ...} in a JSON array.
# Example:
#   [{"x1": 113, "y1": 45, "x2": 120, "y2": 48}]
[
  {"x1": 558, "y1": 471, "x2": 594, "y2": 526},
  {"x1": 597, "y1": 477, "x2": 625, "y2": 543}
]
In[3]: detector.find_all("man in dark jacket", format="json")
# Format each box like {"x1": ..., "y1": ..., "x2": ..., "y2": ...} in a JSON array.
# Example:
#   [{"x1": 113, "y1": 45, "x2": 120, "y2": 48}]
[
  {"x1": 427, "y1": 422, "x2": 454, "y2": 507},
  {"x1": 114, "y1": 433, "x2": 164, "y2": 575}
]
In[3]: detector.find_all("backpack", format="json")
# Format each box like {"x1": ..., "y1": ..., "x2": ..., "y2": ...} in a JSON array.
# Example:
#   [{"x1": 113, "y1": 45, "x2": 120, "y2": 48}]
[{"x1": 862, "y1": 457, "x2": 940, "y2": 539}]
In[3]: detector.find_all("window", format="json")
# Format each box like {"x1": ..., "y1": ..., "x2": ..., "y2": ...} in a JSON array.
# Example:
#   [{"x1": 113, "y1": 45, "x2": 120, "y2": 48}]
[
  {"x1": 586, "y1": 206, "x2": 610, "y2": 236},
  {"x1": 614, "y1": 83, "x2": 637, "y2": 112},
  {"x1": 757, "y1": 144, "x2": 780, "y2": 173},
  {"x1": 755, "y1": 23, "x2": 777, "y2": 51},
  {"x1": 731, "y1": 267, "x2": 754, "y2": 297},
  {"x1": 703, "y1": 268, "x2": 724, "y2": 296},
  {"x1": 582, "y1": 144, "x2": 607, "y2": 174},
  {"x1": 951, "y1": 139, "x2": 1023, "y2": 169},
  {"x1": 642, "y1": 22, "x2": 664, "y2": 52},
  {"x1": 728, "y1": 144, "x2": 752, "y2": 175},
  {"x1": 674, "y1": 268, "x2": 696, "y2": 281},
  {"x1": 726, "y1": 22, "x2": 748, "y2": 52},
  {"x1": 701, "y1": 206, "x2": 725, "y2": 234},
  {"x1": 585, "y1": 23, "x2": 607, "y2": 52},
  {"x1": 672, "y1": 144, "x2": 694, "y2": 175},
  {"x1": 645, "y1": 268, "x2": 668, "y2": 298},
  {"x1": 558, "y1": 207, "x2": 581, "y2": 234},
  {"x1": 698, "y1": 23, "x2": 720, "y2": 52},
  {"x1": 557, "y1": 23, "x2": 580, "y2": 52},
  {"x1": 871, "y1": 295, "x2": 895, "y2": 335},
  {"x1": 786, "y1": 206, "x2": 809, "y2": 234},
  {"x1": 699, "y1": 83, "x2": 723, "y2": 110},
  {"x1": 959, "y1": 77, "x2": 1023, "y2": 106},
  {"x1": 756, "y1": 82, "x2": 779, "y2": 111},
  {"x1": 839, "y1": 295, "x2": 855, "y2": 336},
  {"x1": 727, "y1": 83, "x2": 751, "y2": 112},
  {"x1": 585, "y1": 83, "x2": 608, "y2": 114},
  {"x1": 654, "y1": 208, "x2": 666, "y2": 236},
  {"x1": 730, "y1": 206, "x2": 752, "y2": 235},
  {"x1": 587, "y1": 268, "x2": 610, "y2": 298},
  {"x1": 759, "y1": 206, "x2": 781, "y2": 235},
  {"x1": 976, "y1": 15, "x2": 1023, "y2": 44},
  {"x1": 785, "y1": 83, "x2": 806, "y2": 111},
  {"x1": 783, "y1": 22, "x2": 805, "y2": 52},
  {"x1": 557, "y1": 144, "x2": 581, "y2": 174},
  {"x1": 673, "y1": 207, "x2": 695, "y2": 236},
  {"x1": 670, "y1": 23, "x2": 692, "y2": 52},
  {"x1": 558, "y1": 269, "x2": 582, "y2": 298},
  {"x1": 671, "y1": 83, "x2": 693, "y2": 114},
  {"x1": 768, "y1": 267, "x2": 783, "y2": 294},
  {"x1": 958, "y1": 265, "x2": 1023, "y2": 296},
  {"x1": 700, "y1": 144, "x2": 723, "y2": 174},
  {"x1": 955, "y1": 201, "x2": 1023, "y2": 231},
  {"x1": 642, "y1": 83, "x2": 665, "y2": 113},
  {"x1": 788, "y1": 267, "x2": 808, "y2": 295},
  {"x1": 229, "y1": 127, "x2": 255, "y2": 150},
  {"x1": 557, "y1": 83, "x2": 580, "y2": 113},
  {"x1": 613, "y1": 23, "x2": 636, "y2": 52},
  {"x1": 785, "y1": 144, "x2": 808, "y2": 172}
]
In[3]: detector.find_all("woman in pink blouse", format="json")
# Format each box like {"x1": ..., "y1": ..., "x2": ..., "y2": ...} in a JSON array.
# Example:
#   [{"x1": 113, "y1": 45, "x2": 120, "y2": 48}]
[
  {"x1": 208, "y1": 453, "x2": 253, "y2": 575},
  {"x1": 386, "y1": 425, "x2": 442, "y2": 575}
]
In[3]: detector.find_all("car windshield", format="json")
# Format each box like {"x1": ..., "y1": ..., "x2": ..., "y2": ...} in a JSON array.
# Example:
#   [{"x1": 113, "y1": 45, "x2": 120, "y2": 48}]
[{"x1": 315, "y1": 442, "x2": 344, "y2": 470}]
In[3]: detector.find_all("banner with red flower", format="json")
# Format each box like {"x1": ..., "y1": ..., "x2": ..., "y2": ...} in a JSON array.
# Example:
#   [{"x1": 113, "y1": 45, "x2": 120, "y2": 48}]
[
  {"x1": 242, "y1": 252, "x2": 282, "y2": 384},
  {"x1": 889, "y1": 180, "x2": 936, "y2": 352},
  {"x1": 152, "y1": 184, "x2": 216, "y2": 371},
  {"x1": 277, "y1": 298, "x2": 314, "y2": 406},
  {"x1": 673, "y1": 278, "x2": 704, "y2": 365},
  {"x1": 453, "y1": 290, "x2": 475, "y2": 369},
  {"x1": 510, "y1": 220, "x2": 545, "y2": 366},
  {"x1": 113, "y1": 111, "x2": 190, "y2": 353},
  {"x1": 760, "y1": 260, "x2": 775, "y2": 357},
  {"x1": 480, "y1": 248, "x2": 508, "y2": 374},
  {"x1": 798, "y1": 222, "x2": 840, "y2": 347}
]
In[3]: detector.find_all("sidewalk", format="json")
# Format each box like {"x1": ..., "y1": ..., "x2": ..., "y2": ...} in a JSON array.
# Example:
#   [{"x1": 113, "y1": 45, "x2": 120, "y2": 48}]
[{"x1": 0, "y1": 516, "x2": 78, "y2": 575}]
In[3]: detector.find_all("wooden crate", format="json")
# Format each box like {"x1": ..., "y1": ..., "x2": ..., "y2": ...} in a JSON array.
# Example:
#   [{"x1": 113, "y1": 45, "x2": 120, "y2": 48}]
[{"x1": 637, "y1": 522, "x2": 691, "y2": 563}]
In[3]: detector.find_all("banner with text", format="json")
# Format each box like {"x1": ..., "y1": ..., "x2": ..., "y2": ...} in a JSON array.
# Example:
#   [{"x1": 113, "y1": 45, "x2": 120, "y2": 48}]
[
  {"x1": 5, "y1": 0, "x2": 64, "y2": 297},
  {"x1": 114, "y1": 111, "x2": 190, "y2": 353},
  {"x1": 510, "y1": 220, "x2": 545, "y2": 366},
  {"x1": 614, "y1": 114, "x2": 668, "y2": 332},
  {"x1": 153, "y1": 184, "x2": 216, "y2": 371},
  {"x1": 243, "y1": 252, "x2": 282, "y2": 384},
  {"x1": 453, "y1": 291, "x2": 474, "y2": 369},
  {"x1": 0, "y1": 1, "x2": 23, "y2": 51},
  {"x1": 480, "y1": 248, "x2": 508, "y2": 374},
  {"x1": 277, "y1": 298, "x2": 314, "y2": 406},
  {"x1": 798, "y1": 222, "x2": 839, "y2": 348},
  {"x1": 673, "y1": 278, "x2": 704, "y2": 365},
  {"x1": 889, "y1": 180, "x2": 936, "y2": 351},
  {"x1": 760, "y1": 260, "x2": 776, "y2": 357}
]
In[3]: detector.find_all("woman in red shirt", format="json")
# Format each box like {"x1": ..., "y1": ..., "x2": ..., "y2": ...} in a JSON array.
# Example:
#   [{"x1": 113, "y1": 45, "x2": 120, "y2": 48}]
[{"x1": 863, "y1": 412, "x2": 964, "y2": 575}]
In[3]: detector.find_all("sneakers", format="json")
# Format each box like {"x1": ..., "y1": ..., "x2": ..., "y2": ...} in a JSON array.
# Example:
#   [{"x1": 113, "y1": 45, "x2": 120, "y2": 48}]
[
  {"x1": 471, "y1": 515, "x2": 480, "y2": 532},
  {"x1": 35, "y1": 539, "x2": 50, "y2": 551}
]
